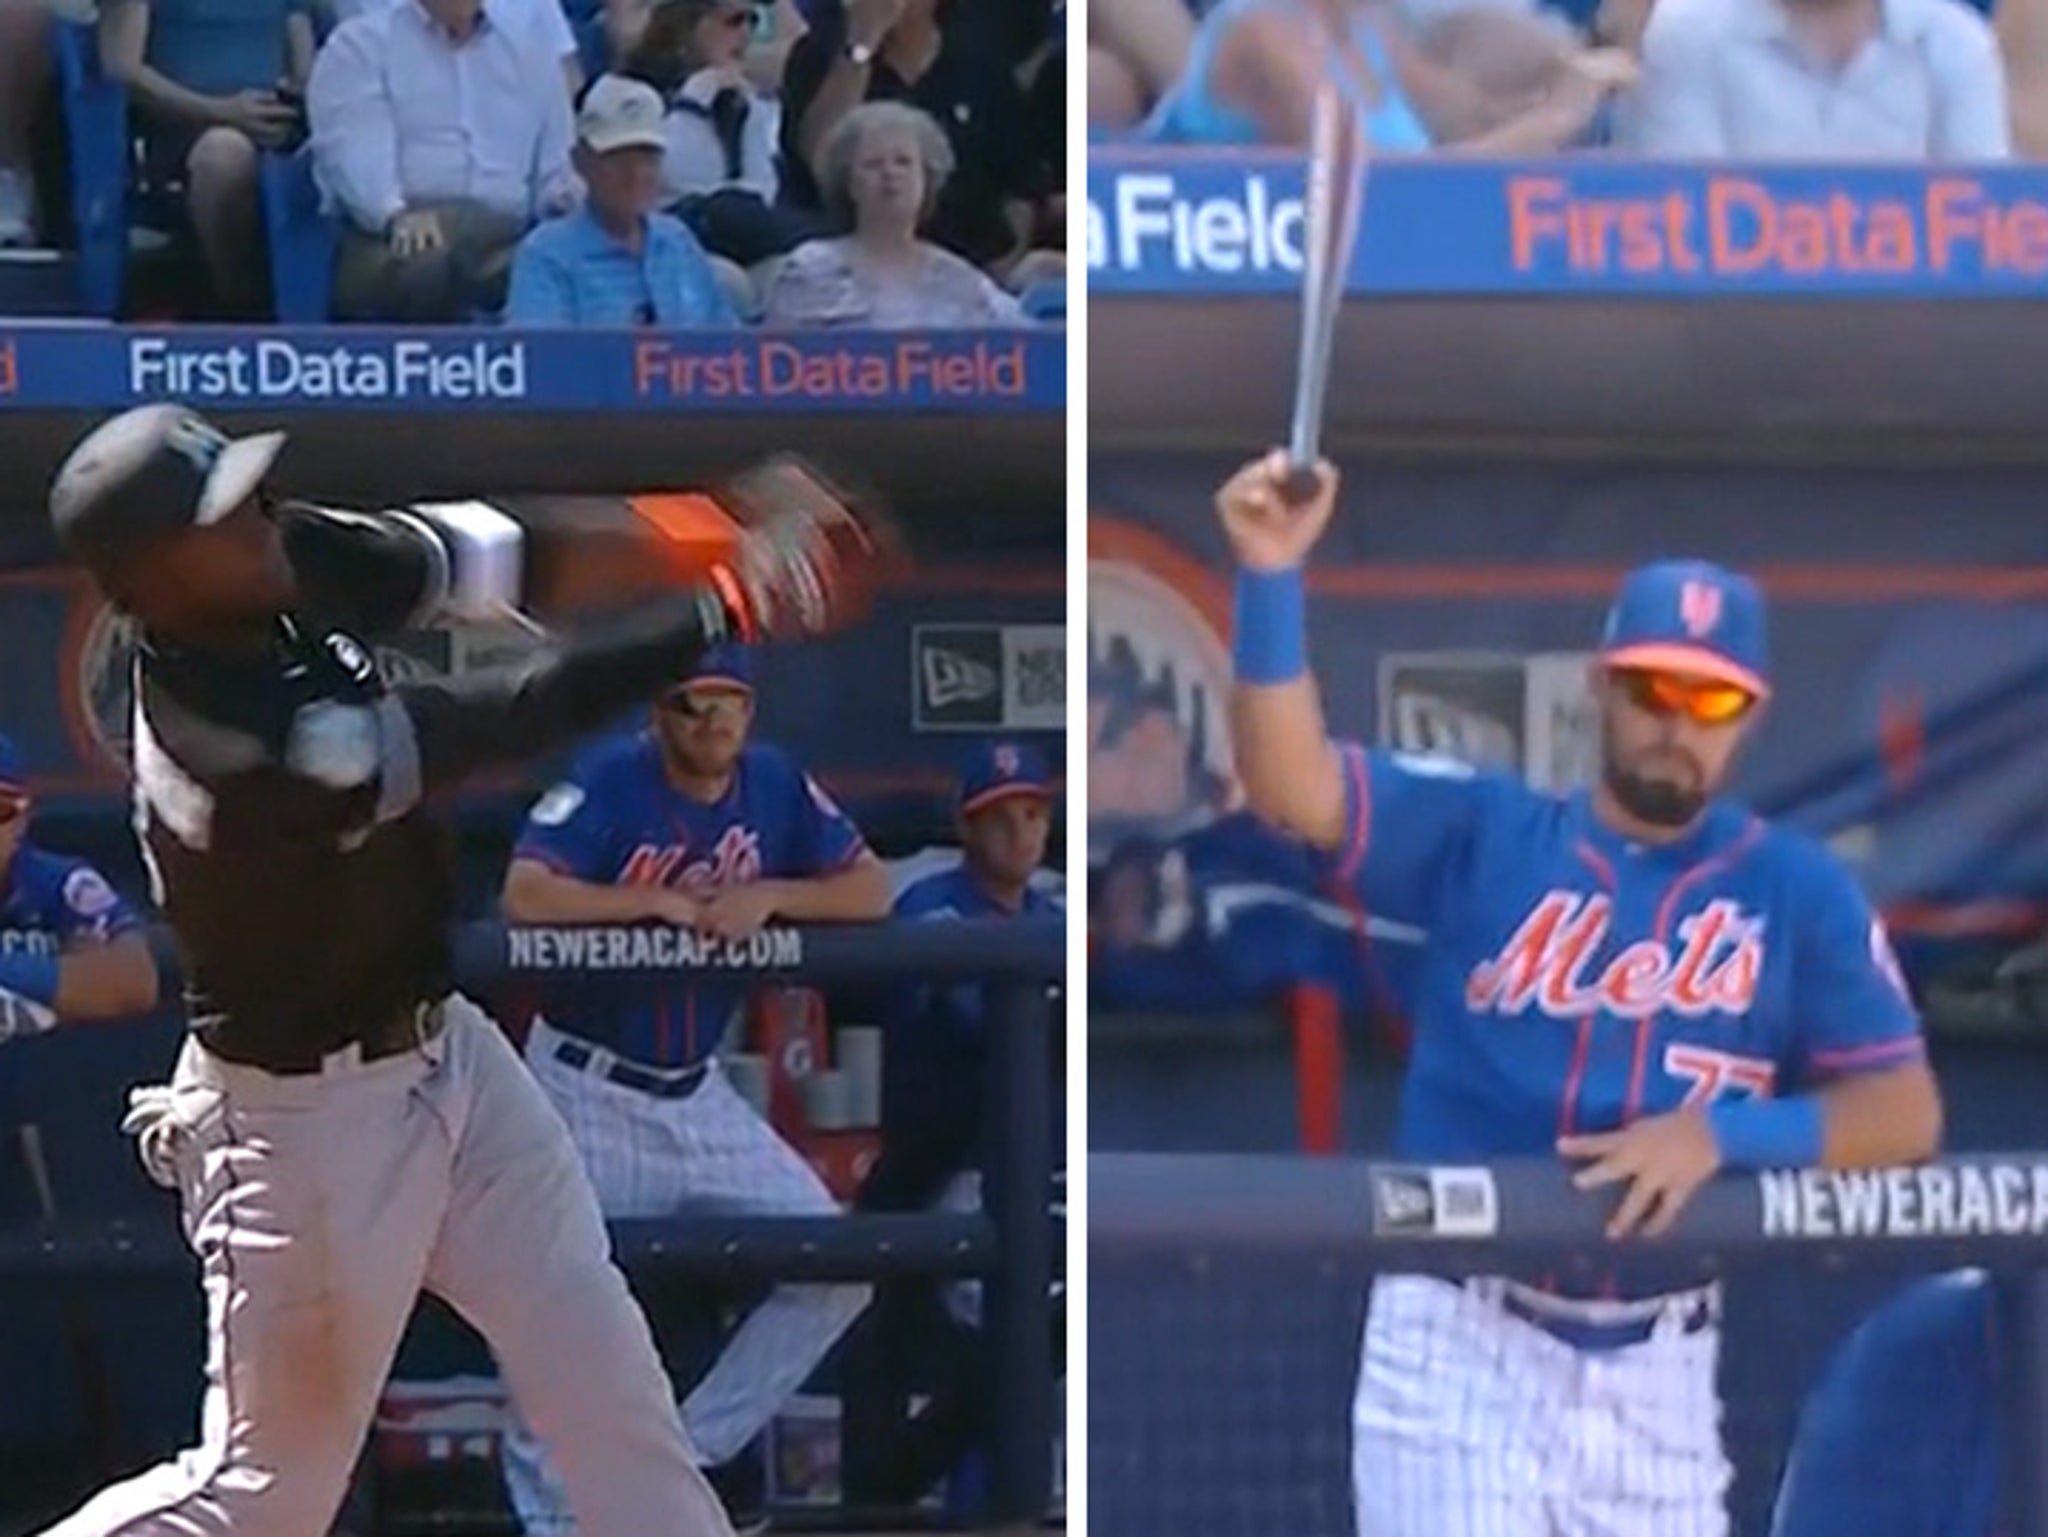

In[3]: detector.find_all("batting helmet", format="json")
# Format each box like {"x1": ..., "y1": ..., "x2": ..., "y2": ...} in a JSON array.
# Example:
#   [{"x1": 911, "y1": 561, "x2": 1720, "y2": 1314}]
[{"x1": 48, "y1": 403, "x2": 287, "y2": 567}]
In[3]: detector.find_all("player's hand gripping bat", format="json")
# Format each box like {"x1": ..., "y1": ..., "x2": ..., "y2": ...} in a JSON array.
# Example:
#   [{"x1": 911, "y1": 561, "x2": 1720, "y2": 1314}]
[{"x1": 504, "y1": 457, "x2": 900, "y2": 641}]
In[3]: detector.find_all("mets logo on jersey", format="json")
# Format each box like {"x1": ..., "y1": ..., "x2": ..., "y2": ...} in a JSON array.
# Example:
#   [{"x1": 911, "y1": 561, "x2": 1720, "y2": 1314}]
[
  {"x1": 1465, "y1": 892, "x2": 1764, "y2": 1019},
  {"x1": 620, "y1": 826, "x2": 764, "y2": 894}
]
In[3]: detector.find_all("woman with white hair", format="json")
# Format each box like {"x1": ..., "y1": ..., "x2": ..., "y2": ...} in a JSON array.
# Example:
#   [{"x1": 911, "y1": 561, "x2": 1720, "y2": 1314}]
[{"x1": 764, "y1": 100, "x2": 1023, "y2": 329}]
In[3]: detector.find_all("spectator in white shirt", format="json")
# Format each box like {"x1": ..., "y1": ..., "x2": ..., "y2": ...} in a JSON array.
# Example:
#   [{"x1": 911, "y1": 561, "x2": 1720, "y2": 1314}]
[
  {"x1": 764, "y1": 101, "x2": 1022, "y2": 329},
  {"x1": 323, "y1": 0, "x2": 587, "y2": 93},
  {"x1": 617, "y1": 0, "x2": 828, "y2": 266},
  {"x1": 309, "y1": 0, "x2": 578, "y2": 320},
  {"x1": 1620, "y1": 0, "x2": 2012, "y2": 159}
]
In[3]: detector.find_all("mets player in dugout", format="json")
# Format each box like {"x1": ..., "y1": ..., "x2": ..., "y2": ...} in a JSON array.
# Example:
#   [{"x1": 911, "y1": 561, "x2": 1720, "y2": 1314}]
[
  {"x1": 33, "y1": 402, "x2": 882, "y2": 1537},
  {"x1": 1216, "y1": 449, "x2": 1945, "y2": 1536}
]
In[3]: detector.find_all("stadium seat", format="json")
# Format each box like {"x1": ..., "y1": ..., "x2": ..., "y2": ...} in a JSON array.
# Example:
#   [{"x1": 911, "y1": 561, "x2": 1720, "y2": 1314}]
[
  {"x1": 574, "y1": 14, "x2": 610, "y2": 83},
  {"x1": 1021, "y1": 282, "x2": 1065, "y2": 321},
  {"x1": 53, "y1": 20, "x2": 130, "y2": 318},
  {"x1": 260, "y1": 148, "x2": 336, "y2": 323}
]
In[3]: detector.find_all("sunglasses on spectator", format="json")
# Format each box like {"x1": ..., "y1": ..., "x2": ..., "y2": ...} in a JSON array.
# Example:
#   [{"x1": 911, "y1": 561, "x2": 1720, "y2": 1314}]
[{"x1": 1612, "y1": 668, "x2": 1758, "y2": 726}]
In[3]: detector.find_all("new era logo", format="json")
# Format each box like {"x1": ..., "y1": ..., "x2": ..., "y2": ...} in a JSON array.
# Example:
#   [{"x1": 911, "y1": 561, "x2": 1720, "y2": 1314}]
[
  {"x1": 1370, "y1": 1165, "x2": 1500, "y2": 1239},
  {"x1": 922, "y1": 648, "x2": 999, "y2": 707},
  {"x1": 1373, "y1": 1171, "x2": 1434, "y2": 1232}
]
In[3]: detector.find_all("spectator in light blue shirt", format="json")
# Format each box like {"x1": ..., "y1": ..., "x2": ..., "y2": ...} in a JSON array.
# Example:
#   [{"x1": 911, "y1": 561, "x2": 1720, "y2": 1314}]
[{"x1": 507, "y1": 73, "x2": 738, "y2": 326}]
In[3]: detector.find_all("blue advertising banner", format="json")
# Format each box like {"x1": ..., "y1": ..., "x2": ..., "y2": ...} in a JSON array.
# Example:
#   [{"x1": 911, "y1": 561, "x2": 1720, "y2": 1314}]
[
  {"x1": 1088, "y1": 154, "x2": 2048, "y2": 296},
  {"x1": 0, "y1": 324, "x2": 1063, "y2": 412}
]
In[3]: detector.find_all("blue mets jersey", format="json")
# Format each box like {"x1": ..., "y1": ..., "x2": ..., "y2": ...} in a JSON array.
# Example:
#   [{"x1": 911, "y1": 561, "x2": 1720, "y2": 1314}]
[
  {"x1": 1, "y1": 846, "x2": 144, "y2": 959},
  {"x1": 513, "y1": 731, "x2": 870, "y2": 1067},
  {"x1": 1772, "y1": 1270, "x2": 1998, "y2": 1537},
  {"x1": 1091, "y1": 810, "x2": 1422, "y2": 1024},
  {"x1": 888, "y1": 864, "x2": 1065, "y2": 1182},
  {"x1": 896, "y1": 863, "x2": 1063, "y2": 1026},
  {"x1": 1321, "y1": 745, "x2": 1924, "y2": 1162}
]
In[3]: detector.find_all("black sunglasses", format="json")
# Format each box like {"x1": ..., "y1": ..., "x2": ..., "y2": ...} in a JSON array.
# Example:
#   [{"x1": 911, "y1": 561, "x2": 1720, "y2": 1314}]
[{"x1": 661, "y1": 688, "x2": 749, "y2": 715}]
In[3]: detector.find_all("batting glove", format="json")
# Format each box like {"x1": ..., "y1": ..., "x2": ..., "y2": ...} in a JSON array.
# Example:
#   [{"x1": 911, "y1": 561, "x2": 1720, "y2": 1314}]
[{"x1": 711, "y1": 456, "x2": 895, "y2": 642}]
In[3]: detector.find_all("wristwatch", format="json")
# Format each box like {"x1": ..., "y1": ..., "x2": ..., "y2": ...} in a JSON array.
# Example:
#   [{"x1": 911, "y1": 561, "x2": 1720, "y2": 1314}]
[{"x1": 844, "y1": 38, "x2": 875, "y2": 65}]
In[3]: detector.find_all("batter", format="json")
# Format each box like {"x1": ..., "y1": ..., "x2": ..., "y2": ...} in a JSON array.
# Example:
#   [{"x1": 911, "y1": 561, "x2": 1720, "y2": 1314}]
[
  {"x1": 33, "y1": 403, "x2": 879, "y2": 1537},
  {"x1": 1215, "y1": 449, "x2": 1945, "y2": 1536}
]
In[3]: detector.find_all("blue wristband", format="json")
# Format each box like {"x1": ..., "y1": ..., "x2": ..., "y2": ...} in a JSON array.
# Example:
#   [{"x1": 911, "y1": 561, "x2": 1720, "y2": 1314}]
[
  {"x1": 1233, "y1": 567, "x2": 1307, "y2": 684},
  {"x1": 0, "y1": 952, "x2": 59, "y2": 1009},
  {"x1": 1705, "y1": 1096, "x2": 1825, "y2": 1170}
]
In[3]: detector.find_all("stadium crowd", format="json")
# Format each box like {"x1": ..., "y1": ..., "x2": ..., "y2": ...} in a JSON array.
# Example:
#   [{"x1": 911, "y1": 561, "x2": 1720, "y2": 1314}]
[
  {"x1": 0, "y1": 0, "x2": 1065, "y2": 322},
  {"x1": 1089, "y1": 0, "x2": 2043, "y2": 158}
]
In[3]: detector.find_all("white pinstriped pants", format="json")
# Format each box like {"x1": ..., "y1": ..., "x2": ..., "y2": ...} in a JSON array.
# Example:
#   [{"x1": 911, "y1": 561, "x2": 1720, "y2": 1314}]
[
  {"x1": 35, "y1": 998, "x2": 730, "y2": 1537},
  {"x1": 1352, "y1": 1275, "x2": 1731, "y2": 1537},
  {"x1": 500, "y1": 1018, "x2": 872, "y2": 1535}
]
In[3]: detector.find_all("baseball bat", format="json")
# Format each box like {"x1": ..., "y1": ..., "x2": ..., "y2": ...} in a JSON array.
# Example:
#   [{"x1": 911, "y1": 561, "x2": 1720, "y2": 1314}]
[
  {"x1": 1282, "y1": 84, "x2": 1370, "y2": 506},
  {"x1": 19, "y1": 1124, "x2": 128, "y2": 1474}
]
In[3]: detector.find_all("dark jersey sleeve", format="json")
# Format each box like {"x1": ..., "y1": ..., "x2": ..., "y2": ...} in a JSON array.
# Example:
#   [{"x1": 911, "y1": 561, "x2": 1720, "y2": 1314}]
[
  {"x1": 391, "y1": 593, "x2": 728, "y2": 801},
  {"x1": 275, "y1": 501, "x2": 450, "y2": 640}
]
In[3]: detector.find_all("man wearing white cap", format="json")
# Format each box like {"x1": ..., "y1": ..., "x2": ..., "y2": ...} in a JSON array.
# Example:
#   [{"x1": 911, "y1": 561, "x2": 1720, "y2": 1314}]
[{"x1": 508, "y1": 74, "x2": 739, "y2": 327}]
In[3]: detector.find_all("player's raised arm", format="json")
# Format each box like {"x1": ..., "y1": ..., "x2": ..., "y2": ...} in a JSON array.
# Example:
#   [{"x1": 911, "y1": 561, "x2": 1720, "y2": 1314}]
[
  {"x1": 1220, "y1": 450, "x2": 1349, "y2": 850},
  {"x1": 392, "y1": 466, "x2": 880, "y2": 801}
]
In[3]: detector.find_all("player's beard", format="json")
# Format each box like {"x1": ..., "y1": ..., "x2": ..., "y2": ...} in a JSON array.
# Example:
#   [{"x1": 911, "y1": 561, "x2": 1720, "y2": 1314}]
[
  {"x1": 1602, "y1": 725, "x2": 1709, "y2": 829},
  {"x1": 1603, "y1": 761, "x2": 1705, "y2": 828}
]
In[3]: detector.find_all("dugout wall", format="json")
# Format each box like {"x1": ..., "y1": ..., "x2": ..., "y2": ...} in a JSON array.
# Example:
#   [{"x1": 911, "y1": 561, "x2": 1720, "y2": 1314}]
[{"x1": 1088, "y1": 284, "x2": 2048, "y2": 1537}]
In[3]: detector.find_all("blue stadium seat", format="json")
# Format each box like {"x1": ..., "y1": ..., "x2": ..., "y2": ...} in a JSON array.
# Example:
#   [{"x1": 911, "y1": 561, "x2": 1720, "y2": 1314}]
[
  {"x1": 260, "y1": 148, "x2": 336, "y2": 323},
  {"x1": 574, "y1": 14, "x2": 609, "y2": 82},
  {"x1": 53, "y1": 20, "x2": 130, "y2": 318},
  {"x1": 563, "y1": 0, "x2": 608, "y2": 79},
  {"x1": 1021, "y1": 282, "x2": 1064, "y2": 321}
]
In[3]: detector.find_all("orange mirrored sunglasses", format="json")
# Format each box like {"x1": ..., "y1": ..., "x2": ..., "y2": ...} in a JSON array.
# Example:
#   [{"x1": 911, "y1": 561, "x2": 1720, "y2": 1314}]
[{"x1": 1612, "y1": 667, "x2": 1758, "y2": 726}]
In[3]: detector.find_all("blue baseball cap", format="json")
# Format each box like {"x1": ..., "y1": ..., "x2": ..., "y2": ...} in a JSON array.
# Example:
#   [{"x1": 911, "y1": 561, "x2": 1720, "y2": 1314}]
[
  {"x1": 958, "y1": 741, "x2": 1052, "y2": 816},
  {"x1": 0, "y1": 734, "x2": 25, "y2": 798},
  {"x1": 679, "y1": 643, "x2": 754, "y2": 694},
  {"x1": 1600, "y1": 560, "x2": 1769, "y2": 698}
]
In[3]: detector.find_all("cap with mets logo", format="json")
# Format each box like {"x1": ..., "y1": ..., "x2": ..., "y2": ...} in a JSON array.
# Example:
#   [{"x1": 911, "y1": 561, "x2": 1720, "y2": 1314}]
[
  {"x1": 1600, "y1": 559, "x2": 1769, "y2": 698},
  {"x1": 958, "y1": 741, "x2": 1052, "y2": 815}
]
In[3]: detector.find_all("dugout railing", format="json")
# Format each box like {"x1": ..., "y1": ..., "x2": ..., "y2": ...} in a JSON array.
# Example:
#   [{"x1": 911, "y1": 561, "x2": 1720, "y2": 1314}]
[
  {"x1": 1091, "y1": 1151, "x2": 2048, "y2": 1537},
  {"x1": 0, "y1": 916, "x2": 1063, "y2": 1531}
]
